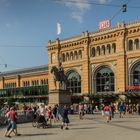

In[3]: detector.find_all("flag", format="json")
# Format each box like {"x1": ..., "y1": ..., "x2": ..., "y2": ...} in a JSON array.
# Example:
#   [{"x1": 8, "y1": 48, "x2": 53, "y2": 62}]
[{"x1": 57, "y1": 22, "x2": 61, "y2": 35}]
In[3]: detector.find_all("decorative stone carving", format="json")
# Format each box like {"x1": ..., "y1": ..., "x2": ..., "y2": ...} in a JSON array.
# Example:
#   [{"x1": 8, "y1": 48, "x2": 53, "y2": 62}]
[
  {"x1": 112, "y1": 61, "x2": 117, "y2": 66},
  {"x1": 79, "y1": 66, "x2": 82, "y2": 70},
  {"x1": 128, "y1": 58, "x2": 139, "y2": 68},
  {"x1": 91, "y1": 64, "x2": 95, "y2": 71},
  {"x1": 91, "y1": 64, "x2": 100, "y2": 72}
]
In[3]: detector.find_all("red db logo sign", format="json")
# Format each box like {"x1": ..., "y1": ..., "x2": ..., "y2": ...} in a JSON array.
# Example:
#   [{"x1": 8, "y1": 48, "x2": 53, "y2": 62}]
[{"x1": 99, "y1": 20, "x2": 110, "y2": 30}]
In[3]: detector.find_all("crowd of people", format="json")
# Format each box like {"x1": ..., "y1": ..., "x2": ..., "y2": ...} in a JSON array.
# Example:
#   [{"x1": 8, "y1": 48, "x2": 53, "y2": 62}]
[
  {"x1": 0, "y1": 101, "x2": 140, "y2": 138},
  {"x1": 102, "y1": 102, "x2": 140, "y2": 123},
  {"x1": 77, "y1": 102, "x2": 140, "y2": 123},
  {"x1": 21, "y1": 103, "x2": 71, "y2": 130},
  {"x1": 2, "y1": 103, "x2": 71, "y2": 138},
  {"x1": 76, "y1": 101, "x2": 140, "y2": 124}
]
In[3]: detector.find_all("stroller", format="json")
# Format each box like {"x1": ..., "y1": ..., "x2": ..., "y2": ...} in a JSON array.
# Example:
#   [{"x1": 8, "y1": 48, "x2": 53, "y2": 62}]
[{"x1": 32, "y1": 114, "x2": 48, "y2": 129}]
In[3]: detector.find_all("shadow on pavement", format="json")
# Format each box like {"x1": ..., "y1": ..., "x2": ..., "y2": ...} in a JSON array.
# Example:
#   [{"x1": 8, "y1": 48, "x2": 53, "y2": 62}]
[
  {"x1": 84, "y1": 116, "x2": 140, "y2": 132},
  {"x1": 110, "y1": 123, "x2": 140, "y2": 132},
  {"x1": 71, "y1": 126, "x2": 97, "y2": 130},
  {"x1": 20, "y1": 132, "x2": 56, "y2": 137},
  {"x1": 112, "y1": 120, "x2": 140, "y2": 123}
]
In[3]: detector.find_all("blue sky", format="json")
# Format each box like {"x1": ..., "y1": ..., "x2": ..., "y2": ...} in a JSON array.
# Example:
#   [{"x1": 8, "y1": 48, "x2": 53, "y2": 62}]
[{"x1": 0, "y1": 0, "x2": 140, "y2": 72}]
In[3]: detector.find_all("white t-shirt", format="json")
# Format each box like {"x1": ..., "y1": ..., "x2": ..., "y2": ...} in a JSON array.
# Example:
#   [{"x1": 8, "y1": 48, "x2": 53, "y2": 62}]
[{"x1": 37, "y1": 107, "x2": 46, "y2": 116}]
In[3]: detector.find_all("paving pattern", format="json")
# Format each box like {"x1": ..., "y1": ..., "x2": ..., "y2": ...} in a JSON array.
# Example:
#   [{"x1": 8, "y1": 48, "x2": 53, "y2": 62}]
[{"x1": 0, "y1": 113, "x2": 140, "y2": 140}]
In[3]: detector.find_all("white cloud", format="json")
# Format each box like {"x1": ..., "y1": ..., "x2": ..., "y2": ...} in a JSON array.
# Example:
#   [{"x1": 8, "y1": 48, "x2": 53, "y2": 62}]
[
  {"x1": 71, "y1": 12, "x2": 83, "y2": 23},
  {"x1": 98, "y1": 0, "x2": 112, "y2": 4},
  {"x1": 59, "y1": 0, "x2": 113, "y2": 23},
  {"x1": 60, "y1": 0, "x2": 91, "y2": 23},
  {"x1": 64, "y1": 0, "x2": 91, "y2": 12}
]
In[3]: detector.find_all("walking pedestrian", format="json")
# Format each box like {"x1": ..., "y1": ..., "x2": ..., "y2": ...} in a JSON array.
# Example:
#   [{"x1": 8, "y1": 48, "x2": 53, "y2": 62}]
[
  {"x1": 119, "y1": 102, "x2": 124, "y2": 118},
  {"x1": 47, "y1": 106, "x2": 52, "y2": 126},
  {"x1": 4, "y1": 109, "x2": 11, "y2": 137},
  {"x1": 60, "y1": 105, "x2": 70, "y2": 130},
  {"x1": 5, "y1": 106, "x2": 21, "y2": 138},
  {"x1": 52, "y1": 105, "x2": 58, "y2": 122},
  {"x1": 78, "y1": 103, "x2": 84, "y2": 119},
  {"x1": 104, "y1": 104, "x2": 111, "y2": 123}
]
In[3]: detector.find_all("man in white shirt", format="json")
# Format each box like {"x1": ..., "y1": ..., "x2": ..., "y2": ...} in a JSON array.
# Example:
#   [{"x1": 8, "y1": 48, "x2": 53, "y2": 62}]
[{"x1": 36, "y1": 104, "x2": 47, "y2": 124}]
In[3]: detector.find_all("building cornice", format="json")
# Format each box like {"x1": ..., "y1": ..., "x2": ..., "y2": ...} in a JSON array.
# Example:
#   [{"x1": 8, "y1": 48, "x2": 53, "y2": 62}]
[
  {"x1": 47, "y1": 20, "x2": 140, "y2": 50},
  {"x1": 0, "y1": 65, "x2": 48, "y2": 77}
]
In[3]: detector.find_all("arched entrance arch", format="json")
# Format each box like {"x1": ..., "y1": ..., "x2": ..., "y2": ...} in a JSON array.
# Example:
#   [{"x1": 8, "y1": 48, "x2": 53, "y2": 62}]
[
  {"x1": 129, "y1": 62, "x2": 140, "y2": 86},
  {"x1": 66, "y1": 70, "x2": 81, "y2": 95},
  {"x1": 94, "y1": 66, "x2": 115, "y2": 93}
]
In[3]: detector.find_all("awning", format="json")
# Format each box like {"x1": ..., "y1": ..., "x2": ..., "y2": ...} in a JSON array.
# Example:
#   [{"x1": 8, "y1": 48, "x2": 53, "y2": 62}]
[
  {"x1": 122, "y1": 91, "x2": 140, "y2": 97},
  {"x1": 86, "y1": 92, "x2": 119, "y2": 99}
]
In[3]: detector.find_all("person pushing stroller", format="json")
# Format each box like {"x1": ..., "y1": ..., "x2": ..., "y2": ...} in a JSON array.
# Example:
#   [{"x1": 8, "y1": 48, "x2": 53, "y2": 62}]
[{"x1": 36, "y1": 104, "x2": 47, "y2": 127}]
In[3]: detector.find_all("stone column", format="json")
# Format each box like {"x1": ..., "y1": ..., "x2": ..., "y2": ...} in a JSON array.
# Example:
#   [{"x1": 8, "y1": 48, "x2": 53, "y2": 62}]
[
  {"x1": 116, "y1": 35, "x2": 126, "y2": 93},
  {"x1": 81, "y1": 31, "x2": 90, "y2": 97}
]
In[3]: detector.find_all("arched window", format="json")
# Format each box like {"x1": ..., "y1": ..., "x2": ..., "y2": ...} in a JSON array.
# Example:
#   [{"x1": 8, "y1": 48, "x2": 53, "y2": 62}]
[
  {"x1": 128, "y1": 40, "x2": 133, "y2": 51},
  {"x1": 28, "y1": 81, "x2": 30, "y2": 86},
  {"x1": 101, "y1": 45, "x2": 105, "y2": 55},
  {"x1": 62, "y1": 53, "x2": 65, "y2": 62},
  {"x1": 91, "y1": 47, "x2": 95, "y2": 57},
  {"x1": 36, "y1": 80, "x2": 38, "y2": 85},
  {"x1": 41, "y1": 80, "x2": 43, "y2": 85},
  {"x1": 23, "y1": 81, "x2": 26, "y2": 87},
  {"x1": 25, "y1": 81, "x2": 27, "y2": 86},
  {"x1": 79, "y1": 50, "x2": 82, "y2": 59},
  {"x1": 66, "y1": 53, "x2": 69, "y2": 61},
  {"x1": 70, "y1": 52, "x2": 74, "y2": 60},
  {"x1": 74, "y1": 51, "x2": 78, "y2": 60},
  {"x1": 14, "y1": 82, "x2": 16, "y2": 87},
  {"x1": 67, "y1": 71, "x2": 81, "y2": 94},
  {"x1": 95, "y1": 67, "x2": 115, "y2": 92},
  {"x1": 134, "y1": 39, "x2": 139, "y2": 50},
  {"x1": 112, "y1": 43, "x2": 116, "y2": 53},
  {"x1": 130, "y1": 63, "x2": 140, "y2": 86},
  {"x1": 106, "y1": 44, "x2": 111, "y2": 54},
  {"x1": 96, "y1": 46, "x2": 100, "y2": 56}
]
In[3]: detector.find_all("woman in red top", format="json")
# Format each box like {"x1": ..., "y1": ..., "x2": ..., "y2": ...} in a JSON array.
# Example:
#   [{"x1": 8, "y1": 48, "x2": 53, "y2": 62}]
[
  {"x1": 47, "y1": 106, "x2": 52, "y2": 126},
  {"x1": 6, "y1": 107, "x2": 20, "y2": 138},
  {"x1": 104, "y1": 105, "x2": 111, "y2": 123}
]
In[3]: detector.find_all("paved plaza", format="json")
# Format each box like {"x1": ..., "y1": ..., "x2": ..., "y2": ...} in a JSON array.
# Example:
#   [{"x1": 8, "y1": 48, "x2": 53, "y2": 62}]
[{"x1": 0, "y1": 114, "x2": 140, "y2": 140}]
